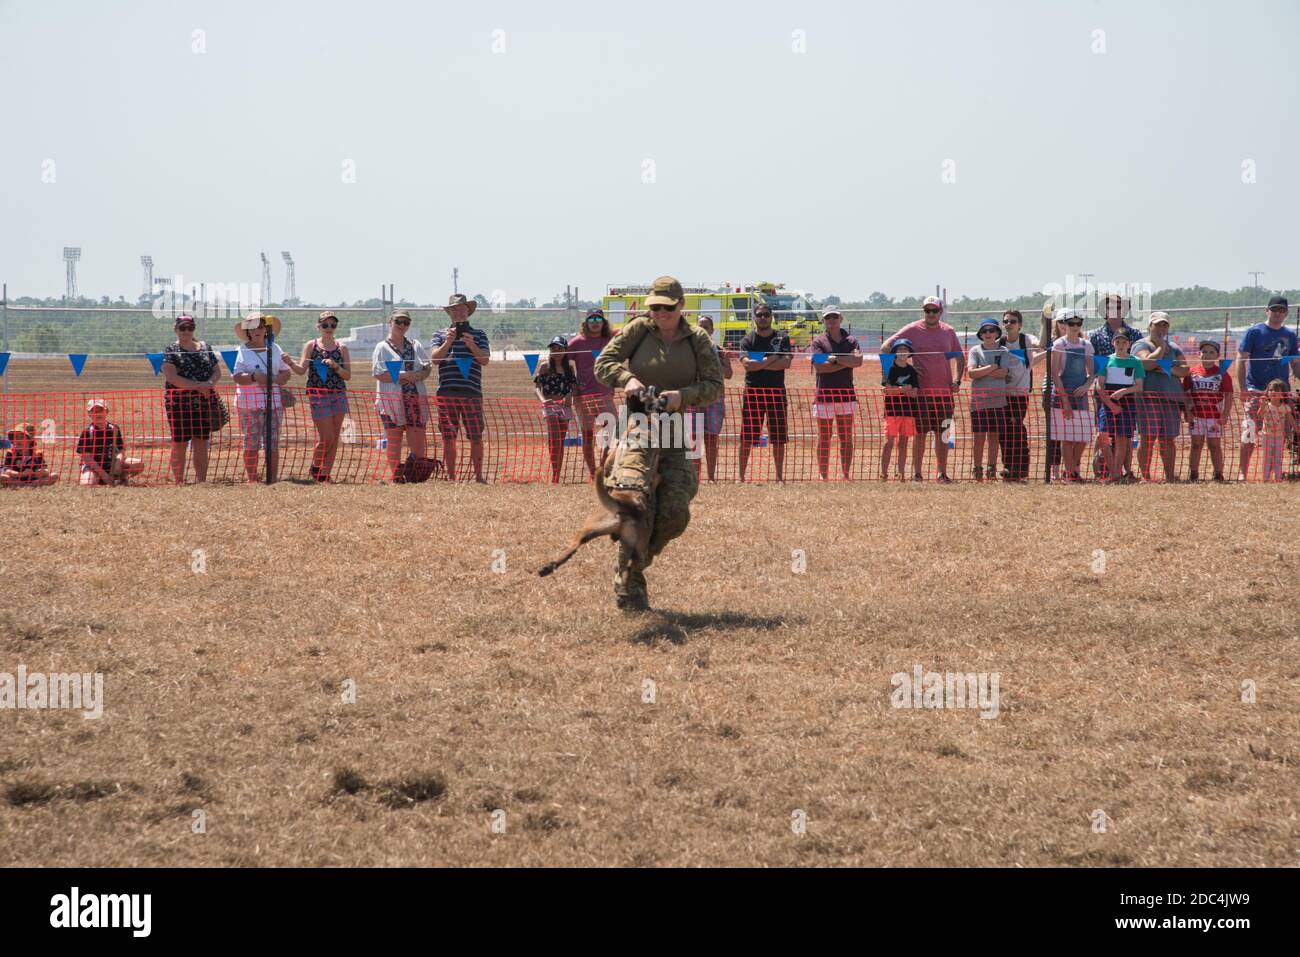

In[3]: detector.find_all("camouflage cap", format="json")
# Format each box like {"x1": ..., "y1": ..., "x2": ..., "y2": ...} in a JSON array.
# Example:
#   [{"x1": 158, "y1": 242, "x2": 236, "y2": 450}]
[{"x1": 644, "y1": 276, "x2": 684, "y2": 307}]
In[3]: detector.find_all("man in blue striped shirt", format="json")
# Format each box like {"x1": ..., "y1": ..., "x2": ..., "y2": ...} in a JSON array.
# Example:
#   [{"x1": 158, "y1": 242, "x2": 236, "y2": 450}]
[{"x1": 429, "y1": 294, "x2": 492, "y2": 482}]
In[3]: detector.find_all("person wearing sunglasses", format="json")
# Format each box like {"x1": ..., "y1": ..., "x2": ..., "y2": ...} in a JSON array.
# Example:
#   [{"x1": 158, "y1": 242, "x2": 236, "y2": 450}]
[
  {"x1": 881, "y1": 296, "x2": 963, "y2": 482},
  {"x1": 372, "y1": 310, "x2": 432, "y2": 482},
  {"x1": 1233, "y1": 296, "x2": 1299, "y2": 480},
  {"x1": 283, "y1": 311, "x2": 352, "y2": 482},
  {"x1": 569, "y1": 307, "x2": 616, "y2": 480},
  {"x1": 592, "y1": 275, "x2": 724, "y2": 612},
  {"x1": 996, "y1": 310, "x2": 1040, "y2": 481},
  {"x1": 160, "y1": 313, "x2": 223, "y2": 482},
  {"x1": 1049, "y1": 310, "x2": 1097, "y2": 481},
  {"x1": 967, "y1": 318, "x2": 1012, "y2": 481},
  {"x1": 738, "y1": 304, "x2": 793, "y2": 481}
]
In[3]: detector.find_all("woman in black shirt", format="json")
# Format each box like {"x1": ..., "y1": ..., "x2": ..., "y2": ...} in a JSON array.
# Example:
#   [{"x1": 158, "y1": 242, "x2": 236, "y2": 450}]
[
  {"x1": 534, "y1": 336, "x2": 577, "y2": 483},
  {"x1": 161, "y1": 314, "x2": 224, "y2": 482}
]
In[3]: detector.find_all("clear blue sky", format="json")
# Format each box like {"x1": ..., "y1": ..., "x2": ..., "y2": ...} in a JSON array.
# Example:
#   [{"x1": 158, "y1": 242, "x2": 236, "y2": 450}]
[{"x1": 2, "y1": 0, "x2": 1296, "y2": 303}]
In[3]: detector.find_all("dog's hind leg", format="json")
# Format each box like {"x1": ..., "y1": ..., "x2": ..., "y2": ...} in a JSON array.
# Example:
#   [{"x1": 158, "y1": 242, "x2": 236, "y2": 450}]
[{"x1": 536, "y1": 511, "x2": 623, "y2": 577}]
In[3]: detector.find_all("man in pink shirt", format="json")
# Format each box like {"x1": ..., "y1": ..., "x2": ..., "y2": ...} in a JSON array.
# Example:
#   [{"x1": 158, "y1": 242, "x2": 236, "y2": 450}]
[{"x1": 882, "y1": 297, "x2": 965, "y2": 482}]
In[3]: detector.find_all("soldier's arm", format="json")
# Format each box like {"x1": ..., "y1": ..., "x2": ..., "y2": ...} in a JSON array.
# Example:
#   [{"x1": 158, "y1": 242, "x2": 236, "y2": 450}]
[{"x1": 593, "y1": 321, "x2": 641, "y2": 390}]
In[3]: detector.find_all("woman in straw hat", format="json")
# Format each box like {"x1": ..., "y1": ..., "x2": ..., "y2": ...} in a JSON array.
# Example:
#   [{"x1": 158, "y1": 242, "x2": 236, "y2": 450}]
[{"x1": 231, "y1": 312, "x2": 291, "y2": 483}]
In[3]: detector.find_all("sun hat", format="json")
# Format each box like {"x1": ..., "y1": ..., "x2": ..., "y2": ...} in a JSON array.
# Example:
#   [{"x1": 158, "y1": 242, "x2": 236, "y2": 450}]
[
  {"x1": 85, "y1": 397, "x2": 107, "y2": 412},
  {"x1": 547, "y1": 335, "x2": 568, "y2": 350},
  {"x1": 891, "y1": 338, "x2": 915, "y2": 353},
  {"x1": 234, "y1": 312, "x2": 281, "y2": 341},
  {"x1": 978, "y1": 318, "x2": 1001, "y2": 335},
  {"x1": 1148, "y1": 311, "x2": 1171, "y2": 327},
  {"x1": 821, "y1": 304, "x2": 843, "y2": 320},
  {"x1": 443, "y1": 293, "x2": 477, "y2": 317}
]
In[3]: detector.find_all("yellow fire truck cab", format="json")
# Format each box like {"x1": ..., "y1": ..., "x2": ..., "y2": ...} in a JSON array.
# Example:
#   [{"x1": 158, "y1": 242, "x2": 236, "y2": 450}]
[{"x1": 602, "y1": 281, "x2": 820, "y2": 349}]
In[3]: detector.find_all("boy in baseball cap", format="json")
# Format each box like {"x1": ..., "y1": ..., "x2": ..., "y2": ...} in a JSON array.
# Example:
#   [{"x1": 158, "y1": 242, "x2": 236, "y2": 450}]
[{"x1": 76, "y1": 399, "x2": 144, "y2": 485}]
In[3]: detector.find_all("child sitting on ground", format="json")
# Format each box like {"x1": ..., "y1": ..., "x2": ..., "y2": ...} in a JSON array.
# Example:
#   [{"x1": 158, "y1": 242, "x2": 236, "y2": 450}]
[
  {"x1": 1, "y1": 423, "x2": 58, "y2": 486},
  {"x1": 76, "y1": 398, "x2": 144, "y2": 486}
]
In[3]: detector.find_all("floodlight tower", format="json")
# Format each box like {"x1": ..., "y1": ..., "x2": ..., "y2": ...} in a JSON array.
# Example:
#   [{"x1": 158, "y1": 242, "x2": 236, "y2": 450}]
[
  {"x1": 63, "y1": 247, "x2": 81, "y2": 301},
  {"x1": 281, "y1": 251, "x2": 297, "y2": 305},
  {"x1": 260, "y1": 252, "x2": 272, "y2": 304},
  {"x1": 141, "y1": 256, "x2": 154, "y2": 300}
]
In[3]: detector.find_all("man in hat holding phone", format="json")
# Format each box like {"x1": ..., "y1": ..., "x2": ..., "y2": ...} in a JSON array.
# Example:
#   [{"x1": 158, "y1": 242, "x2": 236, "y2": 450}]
[
  {"x1": 429, "y1": 293, "x2": 492, "y2": 482},
  {"x1": 231, "y1": 312, "x2": 291, "y2": 482}
]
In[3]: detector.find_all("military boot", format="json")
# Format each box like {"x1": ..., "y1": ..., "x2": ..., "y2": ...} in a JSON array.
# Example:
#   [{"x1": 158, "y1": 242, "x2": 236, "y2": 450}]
[{"x1": 613, "y1": 545, "x2": 650, "y2": 613}]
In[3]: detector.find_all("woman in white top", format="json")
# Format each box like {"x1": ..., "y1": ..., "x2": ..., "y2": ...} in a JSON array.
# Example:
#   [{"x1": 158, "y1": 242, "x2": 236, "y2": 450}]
[
  {"x1": 371, "y1": 311, "x2": 433, "y2": 482},
  {"x1": 231, "y1": 313, "x2": 291, "y2": 483}
]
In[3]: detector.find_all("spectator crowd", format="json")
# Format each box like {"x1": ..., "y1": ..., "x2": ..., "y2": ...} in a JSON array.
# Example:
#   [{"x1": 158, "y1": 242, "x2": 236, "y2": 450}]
[{"x1": 3, "y1": 293, "x2": 1297, "y2": 487}]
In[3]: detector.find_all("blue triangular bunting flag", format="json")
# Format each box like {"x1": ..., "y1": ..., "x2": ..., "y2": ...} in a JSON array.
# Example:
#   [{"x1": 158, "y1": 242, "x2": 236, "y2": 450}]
[
  {"x1": 524, "y1": 353, "x2": 540, "y2": 376},
  {"x1": 944, "y1": 351, "x2": 963, "y2": 359},
  {"x1": 811, "y1": 352, "x2": 829, "y2": 364},
  {"x1": 146, "y1": 352, "x2": 165, "y2": 376},
  {"x1": 385, "y1": 360, "x2": 405, "y2": 383},
  {"x1": 220, "y1": 349, "x2": 239, "y2": 374},
  {"x1": 1156, "y1": 359, "x2": 1173, "y2": 373},
  {"x1": 1093, "y1": 355, "x2": 1110, "y2": 375},
  {"x1": 454, "y1": 356, "x2": 473, "y2": 379},
  {"x1": 591, "y1": 348, "x2": 602, "y2": 361},
  {"x1": 68, "y1": 354, "x2": 88, "y2": 377},
  {"x1": 1009, "y1": 349, "x2": 1026, "y2": 362},
  {"x1": 879, "y1": 354, "x2": 895, "y2": 378},
  {"x1": 312, "y1": 360, "x2": 330, "y2": 382},
  {"x1": 562, "y1": 435, "x2": 583, "y2": 447},
  {"x1": 748, "y1": 351, "x2": 765, "y2": 362},
  {"x1": 0, "y1": 353, "x2": 9, "y2": 376}
]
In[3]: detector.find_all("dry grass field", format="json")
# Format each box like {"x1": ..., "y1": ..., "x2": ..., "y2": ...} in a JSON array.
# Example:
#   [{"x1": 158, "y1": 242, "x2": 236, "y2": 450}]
[{"x1": 0, "y1": 481, "x2": 1297, "y2": 867}]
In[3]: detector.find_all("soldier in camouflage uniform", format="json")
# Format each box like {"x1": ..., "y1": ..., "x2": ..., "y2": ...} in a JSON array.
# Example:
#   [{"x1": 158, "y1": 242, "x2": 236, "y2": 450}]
[{"x1": 594, "y1": 276, "x2": 725, "y2": 611}]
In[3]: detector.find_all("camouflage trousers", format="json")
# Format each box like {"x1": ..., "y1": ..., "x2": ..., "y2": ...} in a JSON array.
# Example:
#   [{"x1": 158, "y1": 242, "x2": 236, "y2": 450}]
[{"x1": 613, "y1": 449, "x2": 699, "y2": 604}]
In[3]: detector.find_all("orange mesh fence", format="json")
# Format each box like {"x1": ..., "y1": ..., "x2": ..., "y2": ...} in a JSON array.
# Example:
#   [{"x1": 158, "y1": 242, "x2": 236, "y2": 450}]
[{"x1": 1, "y1": 386, "x2": 1296, "y2": 485}]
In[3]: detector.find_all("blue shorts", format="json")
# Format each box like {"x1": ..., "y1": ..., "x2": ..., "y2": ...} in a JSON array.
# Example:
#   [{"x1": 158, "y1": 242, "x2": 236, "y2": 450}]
[
  {"x1": 1137, "y1": 396, "x2": 1183, "y2": 438},
  {"x1": 1096, "y1": 396, "x2": 1136, "y2": 436},
  {"x1": 691, "y1": 400, "x2": 725, "y2": 436},
  {"x1": 309, "y1": 390, "x2": 350, "y2": 420}
]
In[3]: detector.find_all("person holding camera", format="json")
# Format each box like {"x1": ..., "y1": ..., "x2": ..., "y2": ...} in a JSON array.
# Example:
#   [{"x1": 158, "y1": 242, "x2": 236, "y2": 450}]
[{"x1": 429, "y1": 293, "x2": 491, "y2": 482}]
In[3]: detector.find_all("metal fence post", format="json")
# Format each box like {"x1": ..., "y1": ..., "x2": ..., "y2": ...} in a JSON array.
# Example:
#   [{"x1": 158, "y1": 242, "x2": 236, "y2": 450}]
[{"x1": 2, "y1": 283, "x2": 7, "y2": 394}]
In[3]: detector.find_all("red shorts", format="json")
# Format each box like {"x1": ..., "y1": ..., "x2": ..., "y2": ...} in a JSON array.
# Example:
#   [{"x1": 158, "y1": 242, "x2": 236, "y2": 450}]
[{"x1": 884, "y1": 416, "x2": 917, "y2": 438}]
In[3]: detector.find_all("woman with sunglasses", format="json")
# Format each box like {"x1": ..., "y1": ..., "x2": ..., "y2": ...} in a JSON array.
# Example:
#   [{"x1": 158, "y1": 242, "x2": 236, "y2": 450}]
[
  {"x1": 160, "y1": 313, "x2": 223, "y2": 482},
  {"x1": 371, "y1": 310, "x2": 432, "y2": 482},
  {"x1": 591, "y1": 275, "x2": 724, "y2": 612},
  {"x1": 1049, "y1": 310, "x2": 1097, "y2": 481},
  {"x1": 284, "y1": 311, "x2": 352, "y2": 482}
]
